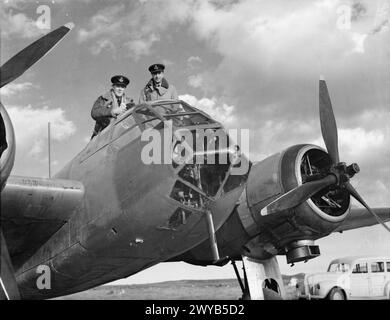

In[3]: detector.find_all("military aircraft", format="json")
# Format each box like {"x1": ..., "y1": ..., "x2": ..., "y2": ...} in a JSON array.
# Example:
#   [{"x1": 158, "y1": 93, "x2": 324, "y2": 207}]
[{"x1": 1, "y1": 23, "x2": 390, "y2": 300}]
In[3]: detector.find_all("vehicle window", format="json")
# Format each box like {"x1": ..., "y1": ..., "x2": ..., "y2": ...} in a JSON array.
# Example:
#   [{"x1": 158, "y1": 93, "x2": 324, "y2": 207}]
[
  {"x1": 328, "y1": 263, "x2": 337, "y2": 272},
  {"x1": 328, "y1": 263, "x2": 350, "y2": 272},
  {"x1": 352, "y1": 262, "x2": 368, "y2": 274},
  {"x1": 371, "y1": 262, "x2": 385, "y2": 273},
  {"x1": 387, "y1": 262, "x2": 390, "y2": 272}
]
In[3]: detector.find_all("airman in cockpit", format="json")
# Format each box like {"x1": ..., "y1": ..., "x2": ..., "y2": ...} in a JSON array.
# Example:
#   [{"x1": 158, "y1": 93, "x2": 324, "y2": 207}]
[
  {"x1": 91, "y1": 75, "x2": 135, "y2": 139},
  {"x1": 139, "y1": 64, "x2": 178, "y2": 103}
]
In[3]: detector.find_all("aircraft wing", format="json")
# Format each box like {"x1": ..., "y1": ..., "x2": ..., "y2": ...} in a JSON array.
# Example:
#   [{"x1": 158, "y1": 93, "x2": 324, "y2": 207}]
[
  {"x1": 1, "y1": 176, "x2": 84, "y2": 270},
  {"x1": 334, "y1": 208, "x2": 390, "y2": 232}
]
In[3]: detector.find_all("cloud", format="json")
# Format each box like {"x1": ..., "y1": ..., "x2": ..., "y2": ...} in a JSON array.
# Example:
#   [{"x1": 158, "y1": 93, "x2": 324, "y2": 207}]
[
  {"x1": 249, "y1": 108, "x2": 390, "y2": 205},
  {"x1": 351, "y1": 1, "x2": 368, "y2": 21},
  {"x1": 124, "y1": 34, "x2": 160, "y2": 60},
  {"x1": 77, "y1": 1, "x2": 194, "y2": 59},
  {"x1": 7, "y1": 105, "x2": 76, "y2": 158},
  {"x1": 161, "y1": 59, "x2": 174, "y2": 67},
  {"x1": 1, "y1": 0, "x2": 83, "y2": 5},
  {"x1": 187, "y1": 56, "x2": 202, "y2": 69},
  {"x1": 179, "y1": 94, "x2": 236, "y2": 125},
  {"x1": 187, "y1": 74, "x2": 203, "y2": 88},
  {"x1": 0, "y1": 0, "x2": 92, "y2": 40},
  {"x1": 188, "y1": 56, "x2": 202, "y2": 64},
  {"x1": 90, "y1": 39, "x2": 117, "y2": 56},
  {"x1": 72, "y1": 0, "x2": 385, "y2": 126},
  {"x1": 77, "y1": 4, "x2": 125, "y2": 43},
  {"x1": 0, "y1": 8, "x2": 46, "y2": 39},
  {"x1": 0, "y1": 82, "x2": 34, "y2": 97},
  {"x1": 348, "y1": 32, "x2": 368, "y2": 54},
  {"x1": 339, "y1": 127, "x2": 386, "y2": 159},
  {"x1": 371, "y1": 18, "x2": 389, "y2": 34},
  {"x1": 371, "y1": 0, "x2": 390, "y2": 34}
]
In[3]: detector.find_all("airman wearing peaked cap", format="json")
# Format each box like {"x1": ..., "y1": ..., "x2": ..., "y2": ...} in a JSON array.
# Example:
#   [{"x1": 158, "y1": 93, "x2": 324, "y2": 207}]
[
  {"x1": 111, "y1": 75, "x2": 130, "y2": 87},
  {"x1": 91, "y1": 75, "x2": 135, "y2": 139},
  {"x1": 148, "y1": 63, "x2": 165, "y2": 74},
  {"x1": 139, "y1": 63, "x2": 178, "y2": 104}
]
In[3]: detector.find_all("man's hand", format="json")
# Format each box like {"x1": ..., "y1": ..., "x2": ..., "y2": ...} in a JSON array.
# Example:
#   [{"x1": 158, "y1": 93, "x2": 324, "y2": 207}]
[
  {"x1": 126, "y1": 100, "x2": 136, "y2": 110},
  {"x1": 111, "y1": 104, "x2": 127, "y2": 116}
]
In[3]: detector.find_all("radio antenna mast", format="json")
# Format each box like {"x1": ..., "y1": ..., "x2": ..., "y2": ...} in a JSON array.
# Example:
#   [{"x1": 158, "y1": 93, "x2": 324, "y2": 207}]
[{"x1": 48, "y1": 122, "x2": 51, "y2": 178}]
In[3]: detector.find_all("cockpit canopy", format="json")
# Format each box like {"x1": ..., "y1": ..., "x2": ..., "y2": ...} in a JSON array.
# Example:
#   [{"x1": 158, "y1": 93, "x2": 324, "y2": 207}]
[{"x1": 133, "y1": 100, "x2": 218, "y2": 130}]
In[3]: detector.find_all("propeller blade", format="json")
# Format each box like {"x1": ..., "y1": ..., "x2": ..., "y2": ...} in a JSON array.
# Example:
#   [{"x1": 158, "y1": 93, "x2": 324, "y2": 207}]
[
  {"x1": 266, "y1": 174, "x2": 337, "y2": 214},
  {"x1": 346, "y1": 182, "x2": 390, "y2": 233},
  {"x1": 0, "y1": 23, "x2": 74, "y2": 88},
  {"x1": 319, "y1": 78, "x2": 340, "y2": 164}
]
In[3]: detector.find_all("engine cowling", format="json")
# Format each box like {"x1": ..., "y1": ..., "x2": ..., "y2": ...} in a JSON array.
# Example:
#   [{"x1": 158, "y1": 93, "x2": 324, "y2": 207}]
[
  {"x1": 0, "y1": 102, "x2": 15, "y2": 191},
  {"x1": 238, "y1": 144, "x2": 350, "y2": 263}
]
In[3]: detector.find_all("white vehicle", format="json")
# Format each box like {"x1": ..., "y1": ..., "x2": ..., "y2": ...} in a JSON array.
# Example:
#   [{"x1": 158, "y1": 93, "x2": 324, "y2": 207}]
[{"x1": 299, "y1": 256, "x2": 390, "y2": 300}]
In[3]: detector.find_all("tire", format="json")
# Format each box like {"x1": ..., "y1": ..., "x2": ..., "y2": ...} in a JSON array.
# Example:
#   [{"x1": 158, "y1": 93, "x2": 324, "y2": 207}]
[
  {"x1": 327, "y1": 287, "x2": 345, "y2": 300},
  {"x1": 263, "y1": 288, "x2": 283, "y2": 300}
]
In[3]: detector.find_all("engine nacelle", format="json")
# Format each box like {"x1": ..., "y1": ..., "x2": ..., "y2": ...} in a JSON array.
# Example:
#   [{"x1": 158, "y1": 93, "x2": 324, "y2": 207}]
[
  {"x1": 0, "y1": 103, "x2": 15, "y2": 191},
  {"x1": 238, "y1": 144, "x2": 350, "y2": 263}
]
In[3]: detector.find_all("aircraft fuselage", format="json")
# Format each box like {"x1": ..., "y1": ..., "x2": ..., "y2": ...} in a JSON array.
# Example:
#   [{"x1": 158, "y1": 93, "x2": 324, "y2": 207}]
[{"x1": 15, "y1": 104, "x2": 244, "y2": 299}]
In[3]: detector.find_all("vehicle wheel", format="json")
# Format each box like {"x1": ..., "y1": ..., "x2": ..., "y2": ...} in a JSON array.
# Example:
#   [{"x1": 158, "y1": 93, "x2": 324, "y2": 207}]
[{"x1": 327, "y1": 287, "x2": 345, "y2": 300}]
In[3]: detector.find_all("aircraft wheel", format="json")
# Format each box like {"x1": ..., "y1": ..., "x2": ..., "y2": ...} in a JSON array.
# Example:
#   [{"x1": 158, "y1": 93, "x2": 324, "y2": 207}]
[
  {"x1": 263, "y1": 288, "x2": 283, "y2": 300},
  {"x1": 327, "y1": 287, "x2": 345, "y2": 300}
]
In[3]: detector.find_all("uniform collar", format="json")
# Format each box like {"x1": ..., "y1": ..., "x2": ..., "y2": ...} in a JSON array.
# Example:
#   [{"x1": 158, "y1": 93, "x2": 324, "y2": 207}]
[
  {"x1": 147, "y1": 78, "x2": 169, "y2": 90},
  {"x1": 102, "y1": 89, "x2": 129, "y2": 102}
]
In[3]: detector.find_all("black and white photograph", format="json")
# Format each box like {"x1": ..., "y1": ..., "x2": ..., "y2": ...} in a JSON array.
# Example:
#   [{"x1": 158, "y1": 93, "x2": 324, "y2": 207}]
[{"x1": 1, "y1": 0, "x2": 389, "y2": 305}]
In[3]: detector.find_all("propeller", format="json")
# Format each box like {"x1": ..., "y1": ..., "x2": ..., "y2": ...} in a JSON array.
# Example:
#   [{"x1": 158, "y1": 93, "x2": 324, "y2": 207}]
[
  {"x1": 265, "y1": 77, "x2": 390, "y2": 233},
  {"x1": 266, "y1": 175, "x2": 337, "y2": 214},
  {"x1": 346, "y1": 182, "x2": 390, "y2": 233},
  {"x1": 0, "y1": 23, "x2": 74, "y2": 89},
  {"x1": 319, "y1": 76, "x2": 339, "y2": 164},
  {"x1": 319, "y1": 79, "x2": 389, "y2": 233}
]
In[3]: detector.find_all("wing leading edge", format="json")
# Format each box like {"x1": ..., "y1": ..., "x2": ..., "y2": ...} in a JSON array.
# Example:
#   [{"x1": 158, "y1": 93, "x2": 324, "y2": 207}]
[
  {"x1": 1, "y1": 176, "x2": 84, "y2": 270},
  {"x1": 335, "y1": 208, "x2": 390, "y2": 233}
]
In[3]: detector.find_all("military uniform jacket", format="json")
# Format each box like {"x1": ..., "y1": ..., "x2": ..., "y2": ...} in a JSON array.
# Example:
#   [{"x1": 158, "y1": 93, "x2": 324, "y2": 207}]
[
  {"x1": 91, "y1": 90, "x2": 134, "y2": 137},
  {"x1": 139, "y1": 78, "x2": 178, "y2": 103}
]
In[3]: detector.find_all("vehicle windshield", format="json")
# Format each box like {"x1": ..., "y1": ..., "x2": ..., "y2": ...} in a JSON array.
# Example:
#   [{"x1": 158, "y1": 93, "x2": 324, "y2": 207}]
[{"x1": 327, "y1": 263, "x2": 350, "y2": 273}]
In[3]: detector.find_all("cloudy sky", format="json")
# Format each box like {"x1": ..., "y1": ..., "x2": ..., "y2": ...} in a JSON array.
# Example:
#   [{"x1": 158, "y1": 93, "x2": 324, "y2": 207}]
[{"x1": 1, "y1": 0, "x2": 389, "y2": 285}]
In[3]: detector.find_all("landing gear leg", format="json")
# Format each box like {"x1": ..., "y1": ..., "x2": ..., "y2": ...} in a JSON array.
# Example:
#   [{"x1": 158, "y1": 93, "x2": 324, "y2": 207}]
[
  {"x1": 0, "y1": 230, "x2": 20, "y2": 300},
  {"x1": 237, "y1": 256, "x2": 286, "y2": 300},
  {"x1": 231, "y1": 260, "x2": 250, "y2": 300}
]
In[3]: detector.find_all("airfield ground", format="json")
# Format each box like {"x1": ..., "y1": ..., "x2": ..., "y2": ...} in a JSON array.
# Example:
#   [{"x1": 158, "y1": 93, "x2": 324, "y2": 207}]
[{"x1": 55, "y1": 275, "x2": 304, "y2": 300}]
